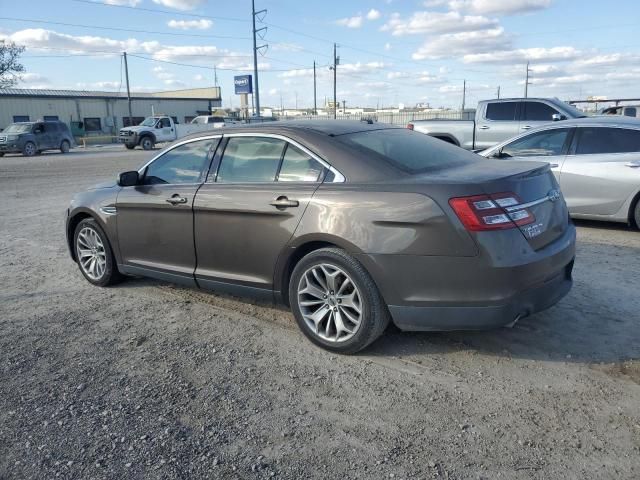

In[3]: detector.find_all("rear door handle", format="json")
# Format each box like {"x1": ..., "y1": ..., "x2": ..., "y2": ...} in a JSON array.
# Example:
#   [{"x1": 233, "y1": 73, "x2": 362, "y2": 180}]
[
  {"x1": 625, "y1": 161, "x2": 640, "y2": 168},
  {"x1": 549, "y1": 163, "x2": 559, "y2": 168},
  {"x1": 479, "y1": 125, "x2": 490, "y2": 130},
  {"x1": 270, "y1": 196, "x2": 299, "y2": 209},
  {"x1": 166, "y1": 195, "x2": 188, "y2": 205}
]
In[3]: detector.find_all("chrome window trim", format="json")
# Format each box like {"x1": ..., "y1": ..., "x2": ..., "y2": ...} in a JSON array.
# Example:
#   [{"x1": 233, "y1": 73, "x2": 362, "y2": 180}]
[
  {"x1": 221, "y1": 132, "x2": 346, "y2": 183},
  {"x1": 136, "y1": 134, "x2": 223, "y2": 175}
]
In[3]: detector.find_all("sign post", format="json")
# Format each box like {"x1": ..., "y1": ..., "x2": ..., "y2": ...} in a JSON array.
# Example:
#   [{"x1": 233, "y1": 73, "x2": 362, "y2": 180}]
[{"x1": 234, "y1": 75, "x2": 253, "y2": 120}]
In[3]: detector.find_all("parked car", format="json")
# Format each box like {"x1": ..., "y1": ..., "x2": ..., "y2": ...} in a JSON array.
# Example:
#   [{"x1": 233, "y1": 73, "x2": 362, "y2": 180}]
[
  {"x1": 479, "y1": 117, "x2": 640, "y2": 227},
  {"x1": 0, "y1": 120, "x2": 74, "y2": 157},
  {"x1": 408, "y1": 98, "x2": 586, "y2": 150},
  {"x1": 118, "y1": 115, "x2": 213, "y2": 150},
  {"x1": 597, "y1": 105, "x2": 640, "y2": 118},
  {"x1": 190, "y1": 115, "x2": 226, "y2": 127},
  {"x1": 66, "y1": 121, "x2": 575, "y2": 353}
]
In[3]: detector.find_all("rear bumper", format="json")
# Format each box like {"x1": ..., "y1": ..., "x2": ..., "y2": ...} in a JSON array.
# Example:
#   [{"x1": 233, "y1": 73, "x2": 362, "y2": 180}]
[
  {"x1": 356, "y1": 223, "x2": 576, "y2": 331},
  {"x1": 388, "y1": 260, "x2": 573, "y2": 331}
]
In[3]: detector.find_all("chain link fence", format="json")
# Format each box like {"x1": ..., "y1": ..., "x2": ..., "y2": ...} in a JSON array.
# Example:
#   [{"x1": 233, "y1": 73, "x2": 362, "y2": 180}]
[{"x1": 274, "y1": 110, "x2": 475, "y2": 125}]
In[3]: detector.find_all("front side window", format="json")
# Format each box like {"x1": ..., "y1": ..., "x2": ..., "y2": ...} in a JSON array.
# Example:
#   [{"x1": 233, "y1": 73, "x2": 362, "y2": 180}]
[
  {"x1": 217, "y1": 137, "x2": 286, "y2": 183},
  {"x1": 521, "y1": 102, "x2": 559, "y2": 121},
  {"x1": 158, "y1": 118, "x2": 171, "y2": 128},
  {"x1": 278, "y1": 144, "x2": 324, "y2": 182},
  {"x1": 501, "y1": 128, "x2": 570, "y2": 157},
  {"x1": 575, "y1": 127, "x2": 640, "y2": 155},
  {"x1": 44, "y1": 122, "x2": 59, "y2": 133},
  {"x1": 485, "y1": 102, "x2": 518, "y2": 121},
  {"x1": 143, "y1": 138, "x2": 214, "y2": 185}
]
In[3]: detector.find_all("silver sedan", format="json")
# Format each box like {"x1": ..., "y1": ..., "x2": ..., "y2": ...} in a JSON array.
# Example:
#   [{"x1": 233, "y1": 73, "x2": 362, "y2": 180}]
[{"x1": 480, "y1": 116, "x2": 640, "y2": 228}]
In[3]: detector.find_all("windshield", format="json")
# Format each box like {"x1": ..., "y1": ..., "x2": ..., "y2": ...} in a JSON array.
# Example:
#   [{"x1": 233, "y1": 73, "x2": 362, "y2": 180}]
[
  {"x1": 551, "y1": 99, "x2": 588, "y2": 118},
  {"x1": 335, "y1": 128, "x2": 476, "y2": 174},
  {"x1": 3, "y1": 124, "x2": 33, "y2": 134},
  {"x1": 140, "y1": 117, "x2": 160, "y2": 127}
]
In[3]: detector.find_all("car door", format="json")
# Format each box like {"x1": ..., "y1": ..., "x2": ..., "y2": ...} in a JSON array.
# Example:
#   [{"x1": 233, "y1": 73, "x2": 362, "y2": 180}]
[
  {"x1": 116, "y1": 136, "x2": 220, "y2": 285},
  {"x1": 519, "y1": 100, "x2": 562, "y2": 134},
  {"x1": 32, "y1": 122, "x2": 50, "y2": 150},
  {"x1": 559, "y1": 126, "x2": 640, "y2": 216},
  {"x1": 193, "y1": 134, "x2": 327, "y2": 297},
  {"x1": 155, "y1": 118, "x2": 174, "y2": 142},
  {"x1": 475, "y1": 101, "x2": 520, "y2": 150},
  {"x1": 493, "y1": 127, "x2": 573, "y2": 182}
]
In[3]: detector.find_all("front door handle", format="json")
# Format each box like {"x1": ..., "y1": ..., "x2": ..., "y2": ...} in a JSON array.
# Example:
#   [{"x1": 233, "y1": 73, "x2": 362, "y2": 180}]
[
  {"x1": 270, "y1": 196, "x2": 299, "y2": 209},
  {"x1": 522, "y1": 125, "x2": 532, "y2": 130},
  {"x1": 625, "y1": 161, "x2": 640, "y2": 168},
  {"x1": 549, "y1": 163, "x2": 559, "y2": 168},
  {"x1": 479, "y1": 125, "x2": 490, "y2": 130},
  {"x1": 166, "y1": 195, "x2": 188, "y2": 205}
]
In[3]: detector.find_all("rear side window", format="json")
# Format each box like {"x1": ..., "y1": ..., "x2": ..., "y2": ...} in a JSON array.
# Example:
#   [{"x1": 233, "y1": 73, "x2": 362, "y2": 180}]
[
  {"x1": 501, "y1": 128, "x2": 570, "y2": 157},
  {"x1": 143, "y1": 138, "x2": 214, "y2": 185},
  {"x1": 44, "y1": 123, "x2": 59, "y2": 133},
  {"x1": 624, "y1": 107, "x2": 637, "y2": 117},
  {"x1": 278, "y1": 144, "x2": 324, "y2": 182},
  {"x1": 485, "y1": 102, "x2": 518, "y2": 121},
  {"x1": 217, "y1": 136, "x2": 286, "y2": 183},
  {"x1": 575, "y1": 127, "x2": 640, "y2": 154},
  {"x1": 336, "y1": 129, "x2": 474, "y2": 174},
  {"x1": 521, "y1": 102, "x2": 559, "y2": 121}
]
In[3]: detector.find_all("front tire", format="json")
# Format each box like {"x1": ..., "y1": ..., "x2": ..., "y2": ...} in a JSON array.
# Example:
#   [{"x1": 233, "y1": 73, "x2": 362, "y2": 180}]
[
  {"x1": 73, "y1": 218, "x2": 122, "y2": 287},
  {"x1": 289, "y1": 248, "x2": 390, "y2": 354},
  {"x1": 634, "y1": 199, "x2": 640, "y2": 230},
  {"x1": 140, "y1": 136, "x2": 154, "y2": 150},
  {"x1": 60, "y1": 140, "x2": 70, "y2": 153},
  {"x1": 125, "y1": 143, "x2": 135, "y2": 150},
  {"x1": 23, "y1": 141, "x2": 36, "y2": 156}
]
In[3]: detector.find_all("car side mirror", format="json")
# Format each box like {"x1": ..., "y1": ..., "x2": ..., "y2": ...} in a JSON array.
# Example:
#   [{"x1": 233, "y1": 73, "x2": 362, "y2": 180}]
[
  {"x1": 551, "y1": 113, "x2": 566, "y2": 121},
  {"x1": 118, "y1": 170, "x2": 139, "y2": 187}
]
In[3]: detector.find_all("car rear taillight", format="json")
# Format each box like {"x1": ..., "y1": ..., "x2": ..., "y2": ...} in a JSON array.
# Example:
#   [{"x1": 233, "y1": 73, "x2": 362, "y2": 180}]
[
  {"x1": 449, "y1": 192, "x2": 535, "y2": 231},
  {"x1": 406, "y1": 123, "x2": 414, "y2": 130}
]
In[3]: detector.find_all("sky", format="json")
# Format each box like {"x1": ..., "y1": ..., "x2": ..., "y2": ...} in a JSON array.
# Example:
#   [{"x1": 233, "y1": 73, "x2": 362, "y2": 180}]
[{"x1": 1, "y1": 0, "x2": 639, "y2": 109}]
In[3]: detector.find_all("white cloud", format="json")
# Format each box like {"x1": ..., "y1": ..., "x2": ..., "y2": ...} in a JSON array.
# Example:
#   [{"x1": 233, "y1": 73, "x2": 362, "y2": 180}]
[
  {"x1": 271, "y1": 42, "x2": 304, "y2": 52},
  {"x1": 384, "y1": 42, "x2": 392, "y2": 51},
  {"x1": 381, "y1": 11, "x2": 497, "y2": 36},
  {"x1": 18, "y1": 73, "x2": 48, "y2": 84},
  {"x1": 167, "y1": 19, "x2": 212, "y2": 30},
  {"x1": 193, "y1": 74, "x2": 205, "y2": 81},
  {"x1": 336, "y1": 15, "x2": 364, "y2": 28},
  {"x1": 412, "y1": 27, "x2": 508, "y2": 59},
  {"x1": 340, "y1": 61, "x2": 387, "y2": 74},
  {"x1": 463, "y1": 46, "x2": 581, "y2": 63},
  {"x1": 152, "y1": 0, "x2": 204, "y2": 11},
  {"x1": 105, "y1": 0, "x2": 141, "y2": 6},
  {"x1": 163, "y1": 79, "x2": 187, "y2": 87},
  {"x1": 366, "y1": 9, "x2": 382, "y2": 20},
  {"x1": 387, "y1": 71, "x2": 410, "y2": 79},
  {"x1": 449, "y1": 0, "x2": 552, "y2": 16}
]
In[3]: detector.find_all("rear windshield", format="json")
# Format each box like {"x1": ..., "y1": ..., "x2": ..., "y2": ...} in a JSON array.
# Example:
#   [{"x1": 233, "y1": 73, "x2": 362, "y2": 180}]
[
  {"x1": 335, "y1": 128, "x2": 475, "y2": 174},
  {"x1": 3, "y1": 124, "x2": 32, "y2": 133}
]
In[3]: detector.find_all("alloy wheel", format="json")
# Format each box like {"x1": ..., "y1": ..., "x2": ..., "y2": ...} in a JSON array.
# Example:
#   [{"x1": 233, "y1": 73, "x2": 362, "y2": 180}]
[
  {"x1": 76, "y1": 226, "x2": 107, "y2": 281},
  {"x1": 297, "y1": 263, "x2": 363, "y2": 343}
]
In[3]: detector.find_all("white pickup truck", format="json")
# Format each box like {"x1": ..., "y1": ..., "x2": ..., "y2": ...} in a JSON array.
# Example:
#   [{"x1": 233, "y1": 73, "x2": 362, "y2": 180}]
[
  {"x1": 408, "y1": 98, "x2": 587, "y2": 150},
  {"x1": 119, "y1": 116, "x2": 221, "y2": 150}
]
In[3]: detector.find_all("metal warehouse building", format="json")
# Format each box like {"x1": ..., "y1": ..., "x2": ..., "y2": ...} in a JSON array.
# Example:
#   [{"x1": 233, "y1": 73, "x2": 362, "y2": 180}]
[{"x1": 0, "y1": 87, "x2": 222, "y2": 134}]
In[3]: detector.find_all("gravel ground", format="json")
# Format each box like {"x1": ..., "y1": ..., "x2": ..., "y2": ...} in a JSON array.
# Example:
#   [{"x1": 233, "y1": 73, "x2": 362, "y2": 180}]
[{"x1": 0, "y1": 149, "x2": 639, "y2": 480}]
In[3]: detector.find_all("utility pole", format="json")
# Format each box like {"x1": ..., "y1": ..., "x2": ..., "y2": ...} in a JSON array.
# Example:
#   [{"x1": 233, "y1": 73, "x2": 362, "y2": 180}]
[
  {"x1": 251, "y1": 0, "x2": 267, "y2": 117},
  {"x1": 214, "y1": 65, "x2": 218, "y2": 87},
  {"x1": 496, "y1": 85, "x2": 500, "y2": 99},
  {"x1": 313, "y1": 61, "x2": 317, "y2": 116},
  {"x1": 123, "y1": 52, "x2": 132, "y2": 127},
  {"x1": 462, "y1": 79, "x2": 466, "y2": 111},
  {"x1": 330, "y1": 43, "x2": 339, "y2": 119},
  {"x1": 342, "y1": 100, "x2": 346, "y2": 112},
  {"x1": 524, "y1": 61, "x2": 532, "y2": 98}
]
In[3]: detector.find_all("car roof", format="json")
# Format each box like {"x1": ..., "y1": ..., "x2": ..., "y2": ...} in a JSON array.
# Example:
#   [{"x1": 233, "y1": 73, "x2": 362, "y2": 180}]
[{"x1": 540, "y1": 116, "x2": 640, "y2": 129}]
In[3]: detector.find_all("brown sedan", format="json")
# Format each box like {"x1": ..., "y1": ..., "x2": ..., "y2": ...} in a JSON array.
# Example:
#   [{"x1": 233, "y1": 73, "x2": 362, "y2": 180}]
[{"x1": 65, "y1": 121, "x2": 576, "y2": 353}]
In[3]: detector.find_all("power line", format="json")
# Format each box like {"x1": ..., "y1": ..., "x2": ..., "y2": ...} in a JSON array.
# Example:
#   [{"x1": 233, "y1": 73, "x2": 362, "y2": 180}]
[
  {"x1": 0, "y1": 16, "x2": 250, "y2": 40},
  {"x1": 127, "y1": 53, "x2": 310, "y2": 72}
]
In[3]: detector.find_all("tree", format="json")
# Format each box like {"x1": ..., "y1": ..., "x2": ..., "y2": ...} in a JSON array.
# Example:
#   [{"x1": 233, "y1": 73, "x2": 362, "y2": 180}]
[{"x1": 0, "y1": 41, "x2": 26, "y2": 88}]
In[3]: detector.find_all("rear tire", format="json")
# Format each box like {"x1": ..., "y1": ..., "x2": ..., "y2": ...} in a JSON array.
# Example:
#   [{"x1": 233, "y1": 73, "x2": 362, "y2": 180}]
[
  {"x1": 73, "y1": 218, "x2": 122, "y2": 287},
  {"x1": 60, "y1": 140, "x2": 70, "y2": 153},
  {"x1": 23, "y1": 141, "x2": 36, "y2": 156},
  {"x1": 140, "y1": 136, "x2": 154, "y2": 150},
  {"x1": 289, "y1": 248, "x2": 390, "y2": 354},
  {"x1": 634, "y1": 199, "x2": 640, "y2": 230},
  {"x1": 0, "y1": 152, "x2": 4, "y2": 157}
]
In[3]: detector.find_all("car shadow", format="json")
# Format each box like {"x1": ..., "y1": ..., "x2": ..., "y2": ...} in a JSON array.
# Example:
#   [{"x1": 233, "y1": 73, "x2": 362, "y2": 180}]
[{"x1": 572, "y1": 218, "x2": 636, "y2": 232}]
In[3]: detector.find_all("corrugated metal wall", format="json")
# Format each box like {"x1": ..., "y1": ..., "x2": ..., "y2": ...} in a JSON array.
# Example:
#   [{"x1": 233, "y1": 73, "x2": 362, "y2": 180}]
[{"x1": 0, "y1": 97, "x2": 222, "y2": 133}]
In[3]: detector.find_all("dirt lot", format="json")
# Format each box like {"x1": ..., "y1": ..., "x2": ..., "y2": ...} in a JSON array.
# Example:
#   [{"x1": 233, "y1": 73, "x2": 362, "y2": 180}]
[{"x1": 0, "y1": 149, "x2": 639, "y2": 480}]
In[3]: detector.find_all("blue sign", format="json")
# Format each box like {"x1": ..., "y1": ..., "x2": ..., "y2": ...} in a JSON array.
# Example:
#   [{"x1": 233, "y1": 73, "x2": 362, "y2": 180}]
[{"x1": 234, "y1": 75, "x2": 253, "y2": 94}]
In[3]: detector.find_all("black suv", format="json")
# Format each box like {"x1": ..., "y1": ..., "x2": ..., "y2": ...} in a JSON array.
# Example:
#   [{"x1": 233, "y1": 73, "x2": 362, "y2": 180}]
[{"x1": 0, "y1": 121, "x2": 75, "y2": 157}]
